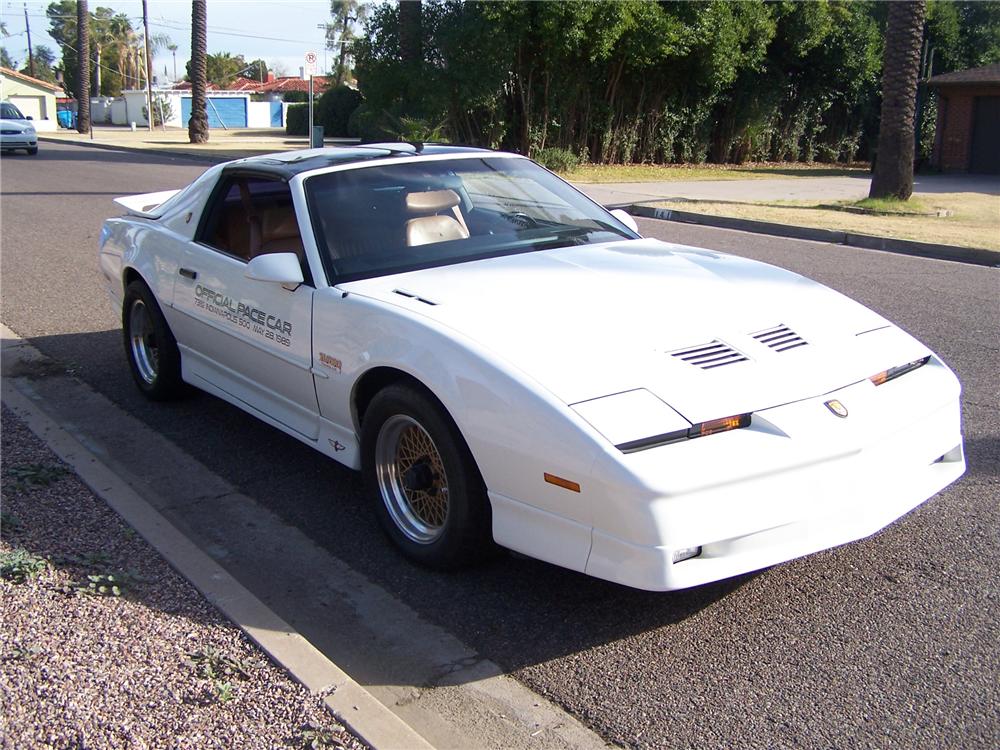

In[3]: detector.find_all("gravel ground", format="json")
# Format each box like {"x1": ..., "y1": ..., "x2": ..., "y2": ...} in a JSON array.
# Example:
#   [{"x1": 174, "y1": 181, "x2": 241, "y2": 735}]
[{"x1": 0, "y1": 406, "x2": 365, "y2": 750}]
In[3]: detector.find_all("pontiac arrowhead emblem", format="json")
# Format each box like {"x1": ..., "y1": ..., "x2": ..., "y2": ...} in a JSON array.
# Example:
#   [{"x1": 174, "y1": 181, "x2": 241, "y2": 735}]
[{"x1": 824, "y1": 399, "x2": 848, "y2": 418}]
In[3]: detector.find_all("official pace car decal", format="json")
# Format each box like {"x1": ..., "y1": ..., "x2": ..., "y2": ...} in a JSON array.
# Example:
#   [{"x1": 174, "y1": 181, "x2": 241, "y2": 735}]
[{"x1": 194, "y1": 284, "x2": 293, "y2": 347}]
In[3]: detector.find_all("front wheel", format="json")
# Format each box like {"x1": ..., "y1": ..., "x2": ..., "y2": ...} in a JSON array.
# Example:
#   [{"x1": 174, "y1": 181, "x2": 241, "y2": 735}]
[
  {"x1": 122, "y1": 280, "x2": 184, "y2": 400},
  {"x1": 361, "y1": 383, "x2": 495, "y2": 569},
  {"x1": 26, "y1": 147, "x2": 38, "y2": 155}
]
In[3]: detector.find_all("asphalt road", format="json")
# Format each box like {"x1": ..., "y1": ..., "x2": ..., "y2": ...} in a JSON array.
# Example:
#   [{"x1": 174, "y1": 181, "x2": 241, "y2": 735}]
[{"x1": 3, "y1": 142, "x2": 998, "y2": 749}]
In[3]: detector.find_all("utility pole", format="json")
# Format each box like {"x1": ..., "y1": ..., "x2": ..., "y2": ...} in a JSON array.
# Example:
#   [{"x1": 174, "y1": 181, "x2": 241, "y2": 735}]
[
  {"x1": 142, "y1": 0, "x2": 154, "y2": 131},
  {"x1": 23, "y1": 3, "x2": 34, "y2": 77}
]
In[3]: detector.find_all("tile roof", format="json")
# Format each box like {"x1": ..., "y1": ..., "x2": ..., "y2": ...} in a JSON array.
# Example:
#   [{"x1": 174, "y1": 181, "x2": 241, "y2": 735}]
[
  {"x1": 927, "y1": 63, "x2": 1000, "y2": 87},
  {"x1": 0, "y1": 66, "x2": 62, "y2": 92},
  {"x1": 223, "y1": 76, "x2": 331, "y2": 93}
]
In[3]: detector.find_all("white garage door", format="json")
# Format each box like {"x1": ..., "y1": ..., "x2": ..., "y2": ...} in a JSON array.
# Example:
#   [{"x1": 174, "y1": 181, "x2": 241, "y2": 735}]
[{"x1": 8, "y1": 95, "x2": 43, "y2": 120}]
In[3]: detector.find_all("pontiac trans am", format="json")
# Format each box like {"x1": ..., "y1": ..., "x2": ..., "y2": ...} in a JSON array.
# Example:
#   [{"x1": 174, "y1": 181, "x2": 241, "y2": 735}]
[{"x1": 98, "y1": 144, "x2": 965, "y2": 591}]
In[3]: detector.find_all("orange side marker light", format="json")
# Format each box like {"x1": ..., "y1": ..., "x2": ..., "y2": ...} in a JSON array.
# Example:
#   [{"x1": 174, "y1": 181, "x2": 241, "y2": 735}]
[{"x1": 544, "y1": 473, "x2": 581, "y2": 493}]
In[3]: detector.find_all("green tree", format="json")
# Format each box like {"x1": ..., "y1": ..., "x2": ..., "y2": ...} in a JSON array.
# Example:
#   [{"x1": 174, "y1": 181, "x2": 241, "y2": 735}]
[
  {"x1": 189, "y1": 0, "x2": 209, "y2": 143},
  {"x1": 1, "y1": 48, "x2": 16, "y2": 69},
  {"x1": 870, "y1": 0, "x2": 926, "y2": 199},
  {"x1": 20, "y1": 45, "x2": 58, "y2": 83},
  {"x1": 326, "y1": 0, "x2": 368, "y2": 85}
]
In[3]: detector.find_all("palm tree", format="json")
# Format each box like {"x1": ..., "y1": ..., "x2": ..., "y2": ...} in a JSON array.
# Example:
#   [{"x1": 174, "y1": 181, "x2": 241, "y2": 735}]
[
  {"x1": 168, "y1": 43, "x2": 179, "y2": 82},
  {"x1": 869, "y1": 0, "x2": 927, "y2": 200},
  {"x1": 327, "y1": 0, "x2": 367, "y2": 86},
  {"x1": 77, "y1": 0, "x2": 90, "y2": 133},
  {"x1": 189, "y1": 0, "x2": 209, "y2": 143}
]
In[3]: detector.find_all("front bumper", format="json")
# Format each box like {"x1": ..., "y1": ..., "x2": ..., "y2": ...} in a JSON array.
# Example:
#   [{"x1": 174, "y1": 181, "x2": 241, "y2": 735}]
[
  {"x1": 584, "y1": 359, "x2": 964, "y2": 591},
  {"x1": 0, "y1": 133, "x2": 37, "y2": 150}
]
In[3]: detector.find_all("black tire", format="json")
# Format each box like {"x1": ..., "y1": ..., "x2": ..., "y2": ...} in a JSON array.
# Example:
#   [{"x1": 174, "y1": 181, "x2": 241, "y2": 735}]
[
  {"x1": 122, "y1": 279, "x2": 184, "y2": 400},
  {"x1": 26, "y1": 147, "x2": 38, "y2": 155},
  {"x1": 361, "y1": 383, "x2": 496, "y2": 569}
]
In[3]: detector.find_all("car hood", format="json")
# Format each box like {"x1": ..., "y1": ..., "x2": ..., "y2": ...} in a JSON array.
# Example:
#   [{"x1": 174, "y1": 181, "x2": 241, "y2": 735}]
[
  {"x1": 340, "y1": 239, "x2": 927, "y2": 423},
  {"x1": 0, "y1": 119, "x2": 34, "y2": 132}
]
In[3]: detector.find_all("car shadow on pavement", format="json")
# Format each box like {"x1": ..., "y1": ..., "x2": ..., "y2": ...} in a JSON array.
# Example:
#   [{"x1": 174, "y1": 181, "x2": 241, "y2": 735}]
[
  {"x1": 12, "y1": 328, "x2": 758, "y2": 681},
  {"x1": 24, "y1": 142, "x2": 219, "y2": 169}
]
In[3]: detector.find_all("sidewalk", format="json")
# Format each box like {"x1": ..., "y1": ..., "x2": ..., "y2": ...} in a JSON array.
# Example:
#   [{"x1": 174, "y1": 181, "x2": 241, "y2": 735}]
[{"x1": 40, "y1": 124, "x2": 340, "y2": 161}]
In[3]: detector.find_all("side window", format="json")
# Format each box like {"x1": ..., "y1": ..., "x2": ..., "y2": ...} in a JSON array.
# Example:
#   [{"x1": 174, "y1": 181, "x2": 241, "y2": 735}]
[{"x1": 198, "y1": 175, "x2": 312, "y2": 284}]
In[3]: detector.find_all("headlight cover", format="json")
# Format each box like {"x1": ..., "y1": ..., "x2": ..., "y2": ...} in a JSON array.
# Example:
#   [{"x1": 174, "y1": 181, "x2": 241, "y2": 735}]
[{"x1": 572, "y1": 389, "x2": 751, "y2": 454}]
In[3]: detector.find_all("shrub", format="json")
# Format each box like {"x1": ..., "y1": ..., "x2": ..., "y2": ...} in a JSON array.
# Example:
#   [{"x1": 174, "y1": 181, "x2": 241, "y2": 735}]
[
  {"x1": 533, "y1": 147, "x2": 582, "y2": 173},
  {"x1": 142, "y1": 95, "x2": 174, "y2": 127},
  {"x1": 282, "y1": 91, "x2": 309, "y2": 103},
  {"x1": 285, "y1": 103, "x2": 311, "y2": 136},
  {"x1": 347, "y1": 103, "x2": 391, "y2": 141},
  {"x1": 316, "y1": 85, "x2": 363, "y2": 137}
]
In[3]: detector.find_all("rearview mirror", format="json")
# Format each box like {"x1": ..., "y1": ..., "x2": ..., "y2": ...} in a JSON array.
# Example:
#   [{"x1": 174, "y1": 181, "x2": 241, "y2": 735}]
[
  {"x1": 245, "y1": 252, "x2": 304, "y2": 285},
  {"x1": 609, "y1": 208, "x2": 640, "y2": 235}
]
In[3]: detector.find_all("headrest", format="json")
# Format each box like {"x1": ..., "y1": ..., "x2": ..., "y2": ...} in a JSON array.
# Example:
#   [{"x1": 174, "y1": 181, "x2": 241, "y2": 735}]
[
  {"x1": 262, "y1": 206, "x2": 299, "y2": 238},
  {"x1": 405, "y1": 189, "x2": 461, "y2": 214}
]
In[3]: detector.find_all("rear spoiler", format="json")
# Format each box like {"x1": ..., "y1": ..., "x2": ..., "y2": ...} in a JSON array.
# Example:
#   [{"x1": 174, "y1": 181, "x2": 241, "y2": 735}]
[{"x1": 113, "y1": 189, "x2": 181, "y2": 218}]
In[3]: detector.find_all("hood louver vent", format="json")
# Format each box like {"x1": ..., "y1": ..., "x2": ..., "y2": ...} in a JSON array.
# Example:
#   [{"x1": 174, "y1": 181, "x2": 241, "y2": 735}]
[
  {"x1": 752, "y1": 324, "x2": 808, "y2": 352},
  {"x1": 669, "y1": 341, "x2": 748, "y2": 370}
]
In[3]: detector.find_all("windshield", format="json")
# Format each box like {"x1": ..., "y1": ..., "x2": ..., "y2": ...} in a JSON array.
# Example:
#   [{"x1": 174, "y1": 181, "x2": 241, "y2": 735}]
[
  {"x1": 1, "y1": 102, "x2": 26, "y2": 120},
  {"x1": 304, "y1": 156, "x2": 638, "y2": 282}
]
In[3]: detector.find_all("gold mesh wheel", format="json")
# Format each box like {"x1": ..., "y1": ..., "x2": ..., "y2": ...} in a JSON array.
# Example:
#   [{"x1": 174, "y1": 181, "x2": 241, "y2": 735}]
[{"x1": 374, "y1": 414, "x2": 450, "y2": 544}]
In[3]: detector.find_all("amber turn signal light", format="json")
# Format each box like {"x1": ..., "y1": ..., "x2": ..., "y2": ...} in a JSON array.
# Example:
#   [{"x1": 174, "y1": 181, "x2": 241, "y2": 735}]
[
  {"x1": 870, "y1": 356, "x2": 930, "y2": 386},
  {"x1": 693, "y1": 414, "x2": 751, "y2": 438}
]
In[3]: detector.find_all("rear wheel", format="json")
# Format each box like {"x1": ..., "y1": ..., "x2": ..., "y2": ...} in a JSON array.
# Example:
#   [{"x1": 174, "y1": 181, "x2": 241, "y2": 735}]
[
  {"x1": 122, "y1": 280, "x2": 183, "y2": 400},
  {"x1": 361, "y1": 383, "x2": 495, "y2": 569}
]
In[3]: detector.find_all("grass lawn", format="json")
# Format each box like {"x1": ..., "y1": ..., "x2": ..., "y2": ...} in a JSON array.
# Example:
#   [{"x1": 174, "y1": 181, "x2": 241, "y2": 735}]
[
  {"x1": 566, "y1": 162, "x2": 870, "y2": 183},
  {"x1": 653, "y1": 192, "x2": 1000, "y2": 251}
]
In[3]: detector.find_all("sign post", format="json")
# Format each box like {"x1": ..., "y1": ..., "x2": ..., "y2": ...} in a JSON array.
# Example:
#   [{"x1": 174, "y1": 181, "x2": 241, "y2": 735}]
[{"x1": 305, "y1": 51, "x2": 323, "y2": 149}]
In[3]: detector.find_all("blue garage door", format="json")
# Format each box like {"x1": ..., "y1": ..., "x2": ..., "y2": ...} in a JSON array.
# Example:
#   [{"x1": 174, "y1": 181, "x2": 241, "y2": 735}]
[{"x1": 181, "y1": 96, "x2": 248, "y2": 128}]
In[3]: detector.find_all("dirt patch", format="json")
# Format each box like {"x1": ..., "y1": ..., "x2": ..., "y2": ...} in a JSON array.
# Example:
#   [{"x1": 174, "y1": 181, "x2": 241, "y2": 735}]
[
  {"x1": 652, "y1": 192, "x2": 1000, "y2": 251},
  {"x1": 0, "y1": 406, "x2": 365, "y2": 750}
]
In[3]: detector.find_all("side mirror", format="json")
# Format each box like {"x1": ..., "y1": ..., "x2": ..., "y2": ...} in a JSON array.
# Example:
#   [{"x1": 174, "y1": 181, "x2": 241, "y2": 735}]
[
  {"x1": 609, "y1": 208, "x2": 640, "y2": 235},
  {"x1": 26, "y1": 115, "x2": 33, "y2": 120},
  {"x1": 245, "y1": 252, "x2": 304, "y2": 284}
]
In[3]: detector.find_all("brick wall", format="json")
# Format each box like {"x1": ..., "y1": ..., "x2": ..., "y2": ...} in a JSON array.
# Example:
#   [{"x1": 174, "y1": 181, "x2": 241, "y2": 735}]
[{"x1": 932, "y1": 85, "x2": 1000, "y2": 171}]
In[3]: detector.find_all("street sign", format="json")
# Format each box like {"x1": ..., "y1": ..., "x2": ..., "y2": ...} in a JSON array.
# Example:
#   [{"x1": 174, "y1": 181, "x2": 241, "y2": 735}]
[{"x1": 304, "y1": 51, "x2": 318, "y2": 76}]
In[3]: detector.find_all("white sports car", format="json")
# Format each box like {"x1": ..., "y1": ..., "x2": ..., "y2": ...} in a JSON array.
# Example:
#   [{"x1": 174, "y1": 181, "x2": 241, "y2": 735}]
[{"x1": 98, "y1": 145, "x2": 965, "y2": 591}]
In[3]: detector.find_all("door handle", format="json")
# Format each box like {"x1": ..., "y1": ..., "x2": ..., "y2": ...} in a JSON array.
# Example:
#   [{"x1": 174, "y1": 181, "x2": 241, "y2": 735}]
[{"x1": 179, "y1": 267, "x2": 198, "y2": 279}]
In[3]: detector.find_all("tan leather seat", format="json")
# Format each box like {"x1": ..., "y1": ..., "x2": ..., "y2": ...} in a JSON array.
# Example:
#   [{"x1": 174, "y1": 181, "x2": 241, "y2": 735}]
[
  {"x1": 404, "y1": 189, "x2": 470, "y2": 247},
  {"x1": 256, "y1": 205, "x2": 305, "y2": 263}
]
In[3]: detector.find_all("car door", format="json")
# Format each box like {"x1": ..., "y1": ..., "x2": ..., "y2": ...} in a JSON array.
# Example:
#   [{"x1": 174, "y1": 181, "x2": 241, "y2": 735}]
[{"x1": 170, "y1": 173, "x2": 320, "y2": 439}]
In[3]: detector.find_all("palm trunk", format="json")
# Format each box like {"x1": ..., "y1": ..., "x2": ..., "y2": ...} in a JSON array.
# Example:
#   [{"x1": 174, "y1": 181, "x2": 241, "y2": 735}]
[
  {"x1": 77, "y1": 0, "x2": 90, "y2": 133},
  {"x1": 869, "y1": 0, "x2": 926, "y2": 200},
  {"x1": 189, "y1": 0, "x2": 209, "y2": 143}
]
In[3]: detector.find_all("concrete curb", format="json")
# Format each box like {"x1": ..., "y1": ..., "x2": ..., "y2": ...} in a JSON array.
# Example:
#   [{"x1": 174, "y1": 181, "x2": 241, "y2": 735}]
[
  {"x1": 1, "y1": 328, "x2": 434, "y2": 750},
  {"x1": 622, "y1": 203, "x2": 1000, "y2": 268}
]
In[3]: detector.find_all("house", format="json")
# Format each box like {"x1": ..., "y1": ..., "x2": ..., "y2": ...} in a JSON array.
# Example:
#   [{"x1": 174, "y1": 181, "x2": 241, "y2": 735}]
[
  {"x1": 927, "y1": 63, "x2": 1000, "y2": 174},
  {"x1": 0, "y1": 66, "x2": 64, "y2": 131}
]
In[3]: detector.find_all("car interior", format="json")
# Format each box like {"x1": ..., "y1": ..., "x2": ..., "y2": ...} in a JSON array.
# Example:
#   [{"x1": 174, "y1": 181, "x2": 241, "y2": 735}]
[{"x1": 200, "y1": 176, "x2": 310, "y2": 282}]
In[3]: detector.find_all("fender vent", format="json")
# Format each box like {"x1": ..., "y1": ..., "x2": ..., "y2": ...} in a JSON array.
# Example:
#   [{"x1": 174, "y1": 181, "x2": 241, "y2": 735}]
[
  {"x1": 751, "y1": 324, "x2": 808, "y2": 352},
  {"x1": 669, "y1": 341, "x2": 748, "y2": 370}
]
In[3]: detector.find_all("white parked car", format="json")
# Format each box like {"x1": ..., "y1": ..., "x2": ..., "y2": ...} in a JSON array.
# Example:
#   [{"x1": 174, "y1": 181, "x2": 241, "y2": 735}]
[
  {"x1": 98, "y1": 145, "x2": 965, "y2": 591},
  {"x1": 0, "y1": 101, "x2": 38, "y2": 155}
]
